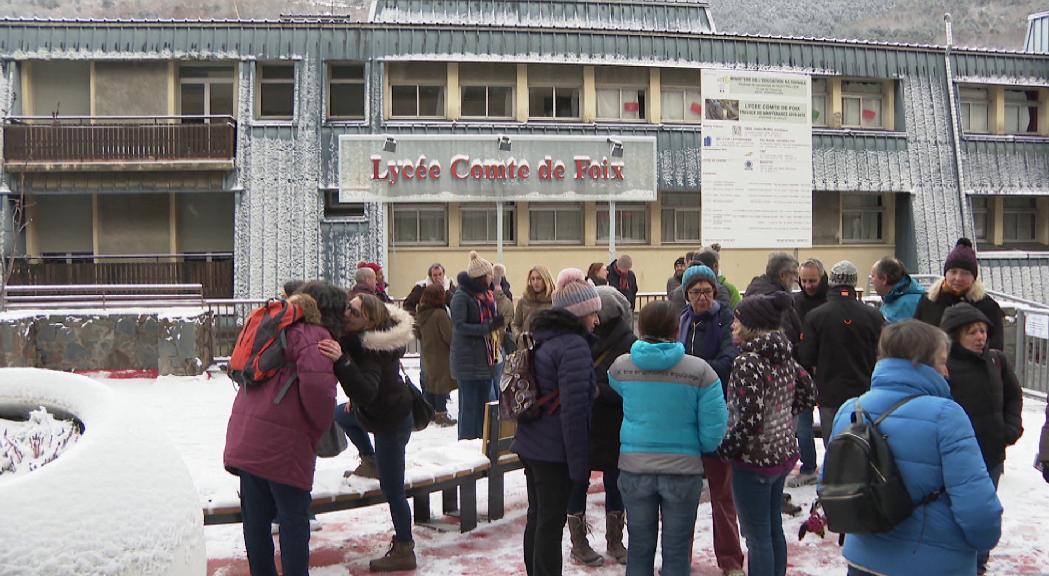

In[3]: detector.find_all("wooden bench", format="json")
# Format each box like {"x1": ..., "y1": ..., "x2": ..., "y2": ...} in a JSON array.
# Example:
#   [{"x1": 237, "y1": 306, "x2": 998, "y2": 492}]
[{"x1": 481, "y1": 400, "x2": 524, "y2": 521}]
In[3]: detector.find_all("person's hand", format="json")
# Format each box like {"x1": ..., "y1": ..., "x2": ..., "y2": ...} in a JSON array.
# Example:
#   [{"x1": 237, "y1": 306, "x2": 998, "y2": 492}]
[
  {"x1": 488, "y1": 315, "x2": 506, "y2": 331},
  {"x1": 318, "y1": 339, "x2": 343, "y2": 361}
]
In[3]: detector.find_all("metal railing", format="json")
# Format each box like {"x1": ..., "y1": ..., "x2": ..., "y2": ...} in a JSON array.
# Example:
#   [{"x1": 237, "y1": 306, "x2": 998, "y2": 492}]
[
  {"x1": 3, "y1": 115, "x2": 237, "y2": 164},
  {"x1": 2, "y1": 283, "x2": 205, "y2": 310},
  {"x1": 1012, "y1": 309, "x2": 1049, "y2": 395},
  {"x1": 5, "y1": 254, "x2": 234, "y2": 299}
]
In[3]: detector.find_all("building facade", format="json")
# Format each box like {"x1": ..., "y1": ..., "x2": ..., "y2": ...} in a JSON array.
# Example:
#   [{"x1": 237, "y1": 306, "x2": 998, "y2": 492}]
[{"x1": 1, "y1": 0, "x2": 1047, "y2": 301}]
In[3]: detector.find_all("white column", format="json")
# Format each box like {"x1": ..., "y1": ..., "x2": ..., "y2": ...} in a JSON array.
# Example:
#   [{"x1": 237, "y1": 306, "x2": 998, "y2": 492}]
[
  {"x1": 608, "y1": 200, "x2": 617, "y2": 262},
  {"x1": 496, "y1": 201, "x2": 505, "y2": 262}
]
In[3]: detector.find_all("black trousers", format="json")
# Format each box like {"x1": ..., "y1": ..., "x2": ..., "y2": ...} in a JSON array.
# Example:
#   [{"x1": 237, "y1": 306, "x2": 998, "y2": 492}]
[{"x1": 522, "y1": 457, "x2": 574, "y2": 576}]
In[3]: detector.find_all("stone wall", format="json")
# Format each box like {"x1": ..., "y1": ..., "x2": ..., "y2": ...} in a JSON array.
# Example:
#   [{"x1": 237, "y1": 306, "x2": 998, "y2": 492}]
[{"x1": 0, "y1": 310, "x2": 212, "y2": 376}]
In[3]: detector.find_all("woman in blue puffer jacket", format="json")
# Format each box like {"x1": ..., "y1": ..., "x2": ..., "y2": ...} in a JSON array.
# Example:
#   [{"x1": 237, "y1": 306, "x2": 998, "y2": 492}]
[{"x1": 825, "y1": 320, "x2": 1002, "y2": 576}]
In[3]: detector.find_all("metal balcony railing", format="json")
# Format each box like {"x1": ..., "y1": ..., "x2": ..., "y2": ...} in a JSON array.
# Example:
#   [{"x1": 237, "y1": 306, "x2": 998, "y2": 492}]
[{"x1": 2, "y1": 115, "x2": 236, "y2": 165}]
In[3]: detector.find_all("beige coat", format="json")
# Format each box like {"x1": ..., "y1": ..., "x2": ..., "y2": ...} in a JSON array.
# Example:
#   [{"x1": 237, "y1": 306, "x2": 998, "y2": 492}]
[
  {"x1": 415, "y1": 303, "x2": 457, "y2": 395},
  {"x1": 512, "y1": 296, "x2": 552, "y2": 346}
]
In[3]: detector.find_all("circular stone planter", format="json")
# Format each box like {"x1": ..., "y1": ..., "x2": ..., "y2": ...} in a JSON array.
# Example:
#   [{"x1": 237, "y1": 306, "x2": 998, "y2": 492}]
[{"x1": 0, "y1": 368, "x2": 205, "y2": 576}]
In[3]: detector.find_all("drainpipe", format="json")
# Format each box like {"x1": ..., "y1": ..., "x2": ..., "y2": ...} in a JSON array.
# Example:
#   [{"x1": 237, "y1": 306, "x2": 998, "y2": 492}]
[{"x1": 943, "y1": 13, "x2": 974, "y2": 241}]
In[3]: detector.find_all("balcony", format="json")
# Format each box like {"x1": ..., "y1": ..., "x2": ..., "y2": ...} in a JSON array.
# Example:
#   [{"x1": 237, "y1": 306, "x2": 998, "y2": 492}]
[
  {"x1": 5, "y1": 254, "x2": 234, "y2": 299},
  {"x1": 2, "y1": 116, "x2": 236, "y2": 172}
]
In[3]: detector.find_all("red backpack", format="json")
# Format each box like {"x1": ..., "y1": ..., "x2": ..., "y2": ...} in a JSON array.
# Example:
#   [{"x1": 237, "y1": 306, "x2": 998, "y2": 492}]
[{"x1": 228, "y1": 299, "x2": 304, "y2": 402}]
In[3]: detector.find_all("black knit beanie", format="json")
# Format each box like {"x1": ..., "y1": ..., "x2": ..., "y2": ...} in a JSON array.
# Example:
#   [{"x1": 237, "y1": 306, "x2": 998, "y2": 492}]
[
  {"x1": 940, "y1": 302, "x2": 991, "y2": 336},
  {"x1": 734, "y1": 292, "x2": 791, "y2": 331},
  {"x1": 943, "y1": 238, "x2": 978, "y2": 278}
]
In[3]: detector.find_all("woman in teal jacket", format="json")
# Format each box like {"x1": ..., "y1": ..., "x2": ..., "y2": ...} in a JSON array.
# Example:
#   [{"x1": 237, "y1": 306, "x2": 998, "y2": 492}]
[
  {"x1": 826, "y1": 320, "x2": 1002, "y2": 576},
  {"x1": 609, "y1": 300, "x2": 728, "y2": 576}
]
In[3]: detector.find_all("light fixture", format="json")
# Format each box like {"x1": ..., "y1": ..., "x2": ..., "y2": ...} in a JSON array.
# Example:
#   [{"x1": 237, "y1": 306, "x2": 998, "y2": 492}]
[
  {"x1": 383, "y1": 136, "x2": 397, "y2": 153},
  {"x1": 607, "y1": 137, "x2": 624, "y2": 158},
  {"x1": 497, "y1": 134, "x2": 512, "y2": 152}
]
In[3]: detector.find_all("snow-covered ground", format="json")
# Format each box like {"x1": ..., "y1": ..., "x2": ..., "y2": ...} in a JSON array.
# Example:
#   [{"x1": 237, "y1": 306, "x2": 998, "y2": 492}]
[{"x1": 93, "y1": 362, "x2": 1049, "y2": 575}]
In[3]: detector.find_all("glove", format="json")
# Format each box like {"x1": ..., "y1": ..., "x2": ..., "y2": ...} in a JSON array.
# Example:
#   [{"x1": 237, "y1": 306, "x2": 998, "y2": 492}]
[{"x1": 488, "y1": 315, "x2": 506, "y2": 332}]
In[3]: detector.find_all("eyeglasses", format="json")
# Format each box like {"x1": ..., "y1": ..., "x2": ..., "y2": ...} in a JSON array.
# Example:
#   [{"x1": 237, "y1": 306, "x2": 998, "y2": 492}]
[{"x1": 687, "y1": 288, "x2": 714, "y2": 298}]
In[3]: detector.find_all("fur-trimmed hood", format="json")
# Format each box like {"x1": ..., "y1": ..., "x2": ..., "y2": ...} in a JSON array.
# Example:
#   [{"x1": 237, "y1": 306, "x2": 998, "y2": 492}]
[
  {"x1": 927, "y1": 277, "x2": 987, "y2": 303},
  {"x1": 361, "y1": 304, "x2": 415, "y2": 352},
  {"x1": 287, "y1": 293, "x2": 323, "y2": 325}
]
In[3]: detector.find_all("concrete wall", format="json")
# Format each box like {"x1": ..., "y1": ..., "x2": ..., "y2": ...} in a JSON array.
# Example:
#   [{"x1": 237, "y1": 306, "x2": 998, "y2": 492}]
[
  {"x1": 94, "y1": 61, "x2": 169, "y2": 116},
  {"x1": 176, "y1": 193, "x2": 235, "y2": 253},
  {"x1": 29, "y1": 195, "x2": 93, "y2": 255},
  {"x1": 97, "y1": 194, "x2": 170, "y2": 255},
  {"x1": 28, "y1": 60, "x2": 89, "y2": 116},
  {"x1": 0, "y1": 311, "x2": 212, "y2": 376}
]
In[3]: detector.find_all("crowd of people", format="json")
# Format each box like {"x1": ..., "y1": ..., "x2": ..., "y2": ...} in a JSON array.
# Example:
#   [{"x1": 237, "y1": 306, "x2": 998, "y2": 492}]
[{"x1": 220, "y1": 238, "x2": 1049, "y2": 576}]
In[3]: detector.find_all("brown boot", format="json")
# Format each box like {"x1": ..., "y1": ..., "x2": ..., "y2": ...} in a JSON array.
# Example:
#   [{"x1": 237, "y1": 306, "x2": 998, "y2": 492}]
[
  {"x1": 605, "y1": 511, "x2": 627, "y2": 565},
  {"x1": 567, "y1": 513, "x2": 604, "y2": 567},
  {"x1": 433, "y1": 412, "x2": 457, "y2": 427},
  {"x1": 344, "y1": 455, "x2": 379, "y2": 479},
  {"x1": 369, "y1": 537, "x2": 416, "y2": 572}
]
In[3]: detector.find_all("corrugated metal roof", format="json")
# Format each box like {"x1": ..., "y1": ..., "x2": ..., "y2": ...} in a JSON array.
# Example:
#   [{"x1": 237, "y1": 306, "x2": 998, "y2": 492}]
[
  {"x1": 813, "y1": 132, "x2": 910, "y2": 193},
  {"x1": 1026, "y1": 12, "x2": 1049, "y2": 54},
  {"x1": 963, "y1": 138, "x2": 1049, "y2": 196},
  {"x1": 370, "y1": 0, "x2": 715, "y2": 34},
  {"x1": 980, "y1": 254, "x2": 1049, "y2": 305}
]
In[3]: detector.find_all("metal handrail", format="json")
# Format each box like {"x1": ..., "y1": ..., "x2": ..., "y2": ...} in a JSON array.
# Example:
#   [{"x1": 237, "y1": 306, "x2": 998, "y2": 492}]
[{"x1": 4, "y1": 115, "x2": 236, "y2": 125}]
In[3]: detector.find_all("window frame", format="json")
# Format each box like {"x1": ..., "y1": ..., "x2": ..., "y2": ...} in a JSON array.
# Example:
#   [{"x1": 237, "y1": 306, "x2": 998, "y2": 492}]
[
  {"x1": 660, "y1": 86, "x2": 703, "y2": 124},
  {"x1": 459, "y1": 203, "x2": 517, "y2": 245},
  {"x1": 528, "y1": 85, "x2": 581, "y2": 120},
  {"x1": 459, "y1": 83, "x2": 515, "y2": 120},
  {"x1": 390, "y1": 84, "x2": 447, "y2": 119},
  {"x1": 528, "y1": 203, "x2": 584, "y2": 245},
  {"x1": 178, "y1": 65, "x2": 235, "y2": 122},
  {"x1": 596, "y1": 203, "x2": 649, "y2": 244},
  {"x1": 322, "y1": 190, "x2": 366, "y2": 220},
  {"x1": 596, "y1": 86, "x2": 647, "y2": 122},
  {"x1": 326, "y1": 62, "x2": 366, "y2": 121},
  {"x1": 390, "y1": 204, "x2": 448, "y2": 246},
  {"x1": 811, "y1": 78, "x2": 828, "y2": 127},
  {"x1": 256, "y1": 62, "x2": 296, "y2": 121},
  {"x1": 660, "y1": 192, "x2": 702, "y2": 244},
  {"x1": 841, "y1": 193, "x2": 885, "y2": 243},
  {"x1": 971, "y1": 196, "x2": 990, "y2": 242},
  {"x1": 959, "y1": 87, "x2": 990, "y2": 134},
  {"x1": 1004, "y1": 89, "x2": 1039, "y2": 135},
  {"x1": 1003, "y1": 197, "x2": 1037, "y2": 242}
]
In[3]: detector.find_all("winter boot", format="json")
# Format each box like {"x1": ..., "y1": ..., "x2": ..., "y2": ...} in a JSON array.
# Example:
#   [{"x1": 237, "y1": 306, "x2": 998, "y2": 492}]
[
  {"x1": 567, "y1": 513, "x2": 604, "y2": 567},
  {"x1": 605, "y1": 511, "x2": 628, "y2": 565},
  {"x1": 433, "y1": 412, "x2": 457, "y2": 427},
  {"x1": 369, "y1": 537, "x2": 417, "y2": 572},
  {"x1": 781, "y1": 493, "x2": 802, "y2": 516},
  {"x1": 345, "y1": 455, "x2": 379, "y2": 479}
]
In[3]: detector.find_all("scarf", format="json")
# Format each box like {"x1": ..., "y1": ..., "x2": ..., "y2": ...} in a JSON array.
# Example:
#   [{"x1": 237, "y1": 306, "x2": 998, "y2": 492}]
[{"x1": 475, "y1": 288, "x2": 500, "y2": 366}]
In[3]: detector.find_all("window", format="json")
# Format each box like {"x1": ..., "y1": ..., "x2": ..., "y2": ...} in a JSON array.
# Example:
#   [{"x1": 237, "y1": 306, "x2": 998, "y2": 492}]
[
  {"x1": 179, "y1": 65, "x2": 234, "y2": 122},
  {"x1": 461, "y1": 204, "x2": 516, "y2": 244},
  {"x1": 660, "y1": 69, "x2": 701, "y2": 123},
  {"x1": 596, "y1": 67, "x2": 647, "y2": 121},
  {"x1": 1003, "y1": 197, "x2": 1037, "y2": 242},
  {"x1": 1004, "y1": 90, "x2": 1039, "y2": 134},
  {"x1": 812, "y1": 78, "x2": 827, "y2": 127},
  {"x1": 971, "y1": 196, "x2": 989, "y2": 242},
  {"x1": 529, "y1": 204, "x2": 583, "y2": 244},
  {"x1": 392, "y1": 205, "x2": 446, "y2": 245},
  {"x1": 528, "y1": 64, "x2": 582, "y2": 120},
  {"x1": 328, "y1": 63, "x2": 365, "y2": 119},
  {"x1": 842, "y1": 81, "x2": 883, "y2": 129},
  {"x1": 461, "y1": 85, "x2": 514, "y2": 119},
  {"x1": 661, "y1": 192, "x2": 701, "y2": 243},
  {"x1": 597, "y1": 203, "x2": 648, "y2": 243},
  {"x1": 388, "y1": 62, "x2": 446, "y2": 118},
  {"x1": 960, "y1": 87, "x2": 989, "y2": 133},
  {"x1": 841, "y1": 193, "x2": 883, "y2": 242},
  {"x1": 258, "y1": 63, "x2": 295, "y2": 119},
  {"x1": 323, "y1": 190, "x2": 365, "y2": 219}
]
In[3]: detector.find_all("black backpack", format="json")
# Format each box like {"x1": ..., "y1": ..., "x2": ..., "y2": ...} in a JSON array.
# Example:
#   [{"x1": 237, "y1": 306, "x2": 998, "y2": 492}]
[{"x1": 818, "y1": 395, "x2": 942, "y2": 534}]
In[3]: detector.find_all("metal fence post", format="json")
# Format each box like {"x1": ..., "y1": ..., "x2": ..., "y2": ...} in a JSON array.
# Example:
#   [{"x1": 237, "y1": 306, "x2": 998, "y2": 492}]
[{"x1": 1015, "y1": 309, "x2": 1026, "y2": 388}]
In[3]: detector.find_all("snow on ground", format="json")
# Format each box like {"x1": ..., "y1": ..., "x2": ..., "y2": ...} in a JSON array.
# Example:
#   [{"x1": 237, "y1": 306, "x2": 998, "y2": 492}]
[{"x1": 94, "y1": 363, "x2": 1049, "y2": 576}]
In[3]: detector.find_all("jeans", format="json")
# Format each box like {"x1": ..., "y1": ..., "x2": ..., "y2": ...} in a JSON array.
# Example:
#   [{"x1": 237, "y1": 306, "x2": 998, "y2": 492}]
[
  {"x1": 522, "y1": 458, "x2": 574, "y2": 576},
  {"x1": 732, "y1": 464, "x2": 789, "y2": 576},
  {"x1": 618, "y1": 471, "x2": 704, "y2": 576},
  {"x1": 333, "y1": 403, "x2": 375, "y2": 457},
  {"x1": 334, "y1": 406, "x2": 414, "y2": 542},
  {"x1": 819, "y1": 406, "x2": 840, "y2": 450},
  {"x1": 977, "y1": 463, "x2": 1005, "y2": 572},
  {"x1": 423, "y1": 391, "x2": 449, "y2": 413},
  {"x1": 458, "y1": 377, "x2": 494, "y2": 440},
  {"x1": 796, "y1": 409, "x2": 817, "y2": 473},
  {"x1": 239, "y1": 470, "x2": 312, "y2": 576},
  {"x1": 492, "y1": 361, "x2": 505, "y2": 400},
  {"x1": 567, "y1": 469, "x2": 624, "y2": 515},
  {"x1": 701, "y1": 455, "x2": 744, "y2": 571}
]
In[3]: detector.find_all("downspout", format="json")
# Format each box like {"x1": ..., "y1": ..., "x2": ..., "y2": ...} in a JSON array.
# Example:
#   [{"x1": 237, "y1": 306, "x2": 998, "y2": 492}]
[{"x1": 943, "y1": 13, "x2": 974, "y2": 241}]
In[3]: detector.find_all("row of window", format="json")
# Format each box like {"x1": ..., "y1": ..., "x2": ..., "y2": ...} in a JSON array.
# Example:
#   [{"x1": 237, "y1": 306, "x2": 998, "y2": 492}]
[
  {"x1": 960, "y1": 86, "x2": 1042, "y2": 135},
  {"x1": 372, "y1": 193, "x2": 887, "y2": 246},
  {"x1": 972, "y1": 197, "x2": 1043, "y2": 243}
]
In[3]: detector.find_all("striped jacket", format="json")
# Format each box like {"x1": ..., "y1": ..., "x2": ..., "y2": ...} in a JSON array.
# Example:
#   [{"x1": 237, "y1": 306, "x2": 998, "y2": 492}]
[{"x1": 608, "y1": 339, "x2": 728, "y2": 475}]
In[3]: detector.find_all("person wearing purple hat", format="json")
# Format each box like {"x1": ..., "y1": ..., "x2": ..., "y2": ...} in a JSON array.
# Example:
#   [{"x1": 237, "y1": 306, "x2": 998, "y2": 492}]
[
  {"x1": 914, "y1": 238, "x2": 1005, "y2": 351},
  {"x1": 512, "y1": 268, "x2": 601, "y2": 576},
  {"x1": 719, "y1": 292, "x2": 816, "y2": 576}
]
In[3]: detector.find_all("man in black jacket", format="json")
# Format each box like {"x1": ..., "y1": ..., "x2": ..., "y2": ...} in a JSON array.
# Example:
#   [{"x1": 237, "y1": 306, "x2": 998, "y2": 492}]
[
  {"x1": 745, "y1": 252, "x2": 804, "y2": 350},
  {"x1": 798, "y1": 260, "x2": 885, "y2": 448},
  {"x1": 607, "y1": 254, "x2": 639, "y2": 310}
]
